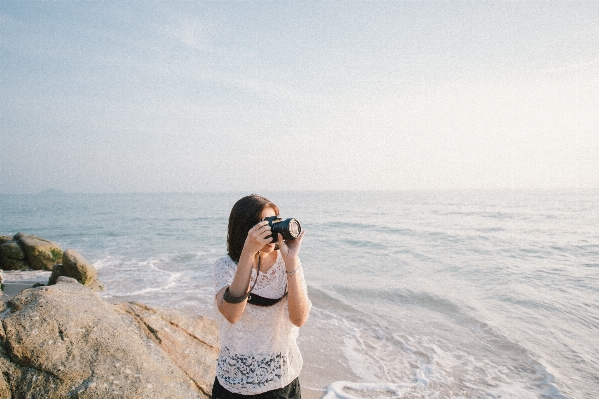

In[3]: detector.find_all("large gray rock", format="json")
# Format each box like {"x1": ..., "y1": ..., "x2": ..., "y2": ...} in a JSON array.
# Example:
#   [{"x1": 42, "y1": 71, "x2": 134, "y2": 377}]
[
  {"x1": 0, "y1": 277, "x2": 219, "y2": 398},
  {"x1": 48, "y1": 249, "x2": 104, "y2": 291},
  {"x1": 14, "y1": 233, "x2": 63, "y2": 271}
]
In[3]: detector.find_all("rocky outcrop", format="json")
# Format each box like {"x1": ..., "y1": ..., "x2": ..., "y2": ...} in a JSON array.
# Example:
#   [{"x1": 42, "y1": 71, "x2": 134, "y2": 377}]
[
  {"x1": 0, "y1": 277, "x2": 219, "y2": 399},
  {"x1": 0, "y1": 233, "x2": 63, "y2": 271},
  {"x1": 48, "y1": 249, "x2": 104, "y2": 291},
  {"x1": 1, "y1": 234, "x2": 105, "y2": 293}
]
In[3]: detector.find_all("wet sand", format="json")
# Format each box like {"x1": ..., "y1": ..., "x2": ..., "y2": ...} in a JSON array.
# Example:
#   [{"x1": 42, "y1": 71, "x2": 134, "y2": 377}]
[
  {"x1": 302, "y1": 387, "x2": 326, "y2": 399},
  {"x1": 1, "y1": 282, "x2": 39, "y2": 298}
]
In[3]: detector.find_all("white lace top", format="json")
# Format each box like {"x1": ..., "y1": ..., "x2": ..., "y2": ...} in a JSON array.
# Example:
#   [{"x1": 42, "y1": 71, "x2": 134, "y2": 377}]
[{"x1": 212, "y1": 252, "x2": 311, "y2": 395}]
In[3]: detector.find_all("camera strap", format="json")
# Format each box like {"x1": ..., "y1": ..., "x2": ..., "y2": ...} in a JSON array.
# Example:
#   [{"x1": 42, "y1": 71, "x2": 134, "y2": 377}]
[
  {"x1": 247, "y1": 291, "x2": 288, "y2": 306},
  {"x1": 246, "y1": 251, "x2": 288, "y2": 306}
]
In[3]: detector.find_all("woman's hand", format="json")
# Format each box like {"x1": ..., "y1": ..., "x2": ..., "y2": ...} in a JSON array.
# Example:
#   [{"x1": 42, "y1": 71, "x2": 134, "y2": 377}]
[
  {"x1": 241, "y1": 221, "x2": 272, "y2": 255},
  {"x1": 277, "y1": 230, "x2": 305, "y2": 265}
]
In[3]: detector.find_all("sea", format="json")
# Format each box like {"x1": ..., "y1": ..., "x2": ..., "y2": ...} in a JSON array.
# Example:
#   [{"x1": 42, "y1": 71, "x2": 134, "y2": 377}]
[{"x1": 1, "y1": 190, "x2": 597, "y2": 399}]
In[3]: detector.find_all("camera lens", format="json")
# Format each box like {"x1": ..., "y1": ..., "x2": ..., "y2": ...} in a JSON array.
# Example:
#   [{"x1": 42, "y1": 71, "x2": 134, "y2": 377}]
[
  {"x1": 266, "y1": 216, "x2": 301, "y2": 242},
  {"x1": 288, "y1": 219, "x2": 301, "y2": 238},
  {"x1": 280, "y1": 218, "x2": 301, "y2": 240}
]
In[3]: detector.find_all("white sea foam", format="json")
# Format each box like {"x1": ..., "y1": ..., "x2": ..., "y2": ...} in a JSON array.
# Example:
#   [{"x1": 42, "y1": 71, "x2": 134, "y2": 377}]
[
  {"x1": 2, "y1": 270, "x2": 51, "y2": 283},
  {"x1": 322, "y1": 381, "x2": 415, "y2": 399},
  {"x1": 302, "y1": 287, "x2": 569, "y2": 399}
]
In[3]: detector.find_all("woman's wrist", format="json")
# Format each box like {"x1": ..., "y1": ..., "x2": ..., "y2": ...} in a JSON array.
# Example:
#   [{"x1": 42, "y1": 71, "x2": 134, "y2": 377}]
[
  {"x1": 238, "y1": 248, "x2": 257, "y2": 269},
  {"x1": 228, "y1": 249, "x2": 257, "y2": 297},
  {"x1": 284, "y1": 256, "x2": 300, "y2": 274}
]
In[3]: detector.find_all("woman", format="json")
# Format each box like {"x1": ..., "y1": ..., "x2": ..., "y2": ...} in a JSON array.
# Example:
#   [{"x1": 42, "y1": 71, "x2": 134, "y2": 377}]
[{"x1": 212, "y1": 194, "x2": 311, "y2": 399}]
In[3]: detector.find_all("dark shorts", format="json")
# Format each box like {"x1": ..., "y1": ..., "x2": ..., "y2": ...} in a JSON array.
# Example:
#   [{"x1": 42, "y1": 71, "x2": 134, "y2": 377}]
[{"x1": 212, "y1": 377, "x2": 301, "y2": 399}]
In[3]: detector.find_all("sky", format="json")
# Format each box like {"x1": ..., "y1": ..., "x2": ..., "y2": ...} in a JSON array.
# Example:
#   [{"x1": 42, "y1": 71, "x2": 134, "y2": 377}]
[{"x1": 1, "y1": 1, "x2": 598, "y2": 194}]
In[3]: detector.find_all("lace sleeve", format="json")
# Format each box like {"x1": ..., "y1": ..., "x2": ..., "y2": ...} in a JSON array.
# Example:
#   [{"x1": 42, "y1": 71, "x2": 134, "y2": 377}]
[{"x1": 213, "y1": 256, "x2": 236, "y2": 294}]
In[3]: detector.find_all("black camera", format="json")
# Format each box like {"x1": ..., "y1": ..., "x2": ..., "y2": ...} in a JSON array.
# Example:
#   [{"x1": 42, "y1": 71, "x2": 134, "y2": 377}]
[{"x1": 264, "y1": 216, "x2": 302, "y2": 243}]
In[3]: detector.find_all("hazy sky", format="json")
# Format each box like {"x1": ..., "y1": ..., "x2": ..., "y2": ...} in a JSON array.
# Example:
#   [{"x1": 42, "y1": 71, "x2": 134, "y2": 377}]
[{"x1": 1, "y1": 1, "x2": 598, "y2": 193}]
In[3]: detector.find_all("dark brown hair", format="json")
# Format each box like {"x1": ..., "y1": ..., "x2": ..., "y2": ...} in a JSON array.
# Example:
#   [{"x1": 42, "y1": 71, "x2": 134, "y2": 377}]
[{"x1": 227, "y1": 194, "x2": 280, "y2": 263}]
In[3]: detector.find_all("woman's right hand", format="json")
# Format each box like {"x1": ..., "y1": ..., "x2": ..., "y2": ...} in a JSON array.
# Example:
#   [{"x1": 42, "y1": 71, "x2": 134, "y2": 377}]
[{"x1": 241, "y1": 221, "x2": 272, "y2": 255}]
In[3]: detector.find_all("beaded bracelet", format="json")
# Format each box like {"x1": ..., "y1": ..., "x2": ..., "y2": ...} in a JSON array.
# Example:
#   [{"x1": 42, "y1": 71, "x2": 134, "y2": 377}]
[{"x1": 286, "y1": 267, "x2": 300, "y2": 276}]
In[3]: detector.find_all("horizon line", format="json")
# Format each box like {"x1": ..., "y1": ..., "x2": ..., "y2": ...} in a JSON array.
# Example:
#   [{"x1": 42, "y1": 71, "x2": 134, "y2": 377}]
[{"x1": 2, "y1": 187, "x2": 599, "y2": 196}]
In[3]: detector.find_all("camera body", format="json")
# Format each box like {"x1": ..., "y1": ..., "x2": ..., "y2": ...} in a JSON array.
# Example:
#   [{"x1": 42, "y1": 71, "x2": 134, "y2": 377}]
[{"x1": 264, "y1": 216, "x2": 302, "y2": 243}]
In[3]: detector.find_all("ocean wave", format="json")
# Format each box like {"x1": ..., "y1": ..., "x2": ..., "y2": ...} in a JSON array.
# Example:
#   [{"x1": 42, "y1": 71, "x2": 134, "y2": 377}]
[
  {"x1": 1, "y1": 270, "x2": 51, "y2": 283},
  {"x1": 322, "y1": 381, "x2": 416, "y2": 399},
  {"x1": 303, "y1": 284, "x2": 570, "y2": 399}
]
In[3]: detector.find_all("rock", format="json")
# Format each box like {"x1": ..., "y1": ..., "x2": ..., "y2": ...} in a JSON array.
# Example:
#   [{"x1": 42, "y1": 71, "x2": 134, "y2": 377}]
[
  {"x1": 0, "y1": 255, "x2": 29, "y2": 271},
  {"x1": 48, "y1": 250, "x2": 104, "y2": 291},
  {"x1": 48, "y1": 263, "x2": 63, "y2": 285},
  {"x1": 0, "y1": 277, "x2": 218, "y2": 398},
  {"x1": 0, "y1": 239, "x2": 29, "y2": 270},
  {"x1": 61, "y1": 249, "x2": 97, "y2": 285},
  {"x1": 0, "y1": 236, "x2": 14, "y2": 245},
  {"x1": 14, "y1": 232, "x2": 63, "y2": 271},
  {"x1": 120, "y1": 302, "x2": 219, "y2": 396},
  {"x1": 85, "y1": 277, "x2": 105, "y2": 292},
  {"x1": 0, "y1": 241, "x2": 26, "y2": 260}
]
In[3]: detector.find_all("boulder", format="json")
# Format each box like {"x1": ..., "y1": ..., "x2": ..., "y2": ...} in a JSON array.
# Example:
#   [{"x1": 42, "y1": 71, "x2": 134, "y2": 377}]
[
  {"x1": 14, "y1": 233, "x2": 63, "y2": 271},
  {"x1": 0, "y1": 240, "x2": 29, "y2": 271},
  {"x1": 0, "y1": 236, "x2": 13, "y2": 245},
  {"x1": 48, "y1": 249, "x2": 103, "y2": 291},
  {"x1": 0, "y1": 277, "x2": 219, "y2": 398},
  {"x1": 0, "y1": 256, "x2": 29, "y2": 271},
  {"x1": 0, "y1": 241, "x2": 25, "y2": 260},
  {"x1": 120, "y1": 302, "x2": 220, "y2": 397}
]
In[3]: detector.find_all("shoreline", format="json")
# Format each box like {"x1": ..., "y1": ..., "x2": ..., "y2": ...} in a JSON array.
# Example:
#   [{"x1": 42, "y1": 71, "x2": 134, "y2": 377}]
[{"x1": 1, "y1": 270, "x2": 51, "y2": 299}]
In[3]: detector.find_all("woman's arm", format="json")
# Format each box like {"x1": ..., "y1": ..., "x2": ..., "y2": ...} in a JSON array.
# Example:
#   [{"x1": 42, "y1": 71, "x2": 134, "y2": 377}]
[
  {"x1": 278, "y1": 232, "x2": 311, "y2": 327},
  {"x1": 216, "y1": 221, "x2": 272, "y2": 324}
]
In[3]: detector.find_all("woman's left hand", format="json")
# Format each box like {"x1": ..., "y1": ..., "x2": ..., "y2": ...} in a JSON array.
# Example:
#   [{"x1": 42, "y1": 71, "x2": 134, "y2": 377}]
[{"x1": 277, "y1": 231, "x2": 305, "y2": 264}]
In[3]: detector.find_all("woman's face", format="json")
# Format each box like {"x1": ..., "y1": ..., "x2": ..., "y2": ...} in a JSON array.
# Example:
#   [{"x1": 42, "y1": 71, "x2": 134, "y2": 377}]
[{"x1": 260, "y1": 206, "x2": 277, "y2": 253}]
